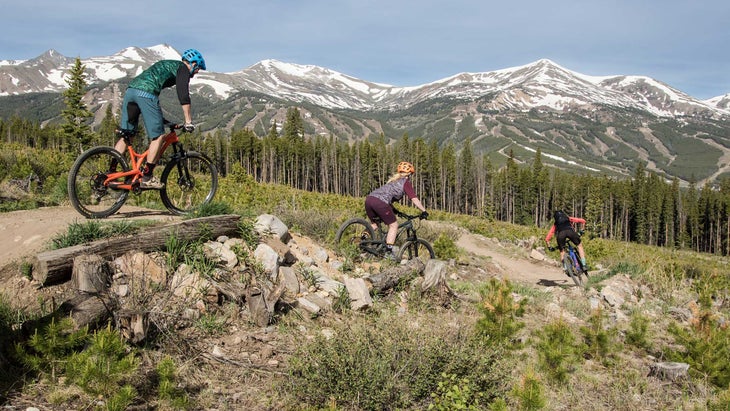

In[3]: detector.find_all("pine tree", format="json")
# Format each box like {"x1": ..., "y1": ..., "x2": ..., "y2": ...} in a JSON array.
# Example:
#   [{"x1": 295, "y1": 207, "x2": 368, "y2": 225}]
[
  {"x1": 97, "y1": 105, "x2": 118, "y2": 146},
  {"x1": 61, "y1": 57, "x2": 93, "y2": 152},
  {"x1": 457, "y1": 139, "x2": 475, "y2": 214}
]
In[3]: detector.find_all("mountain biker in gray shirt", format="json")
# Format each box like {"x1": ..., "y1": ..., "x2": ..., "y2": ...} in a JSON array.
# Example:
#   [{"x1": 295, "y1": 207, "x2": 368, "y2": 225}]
[
  {"x1": 113, "y1": 48, "x2": 206, "y2": 189},
  {"x1": 365, "y1": 161, "x2": 428, "y2": 257}
]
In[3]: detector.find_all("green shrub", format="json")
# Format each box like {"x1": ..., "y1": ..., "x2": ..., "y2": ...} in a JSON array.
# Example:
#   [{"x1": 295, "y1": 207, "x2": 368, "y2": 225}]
[
  {"x1": 534, "y1": 319, "x2": 581, "y2": 383},
  {"x1": 625, "y1": 312, "x2": 652, "y2": 350},
  {"x1": 432, "y1": 233, "x2": 459, "y2": 260},
  {"x1": 509, "y1": 370, "x2": 546, "y2": 411},
  {"x1": 14, "y1": 317, "x2": 89, "y2": 381},
  {"x1": 579, "y1": 308, "x2": 618, "y2": 365},
  {"x1": 475, "y1": 278, "x2": 526, "y2": 345},
  {"x1": 65, "y1": 324, "x2": 138, "y2": 403},
  {"x1": 287, "y1": 311, "x2": 507, "y2": 410},
  {"x1": 157, "y1": 356, "x2": 191, "y2": 409},
  {"x1": 195, "y1": 313, "x2": 228, "y2": 335},
  {"x1": 708, "y1": 385, "x2": 730, "y2": 411},
  {"x1": 608, "y1": 261, "x2": 643, "y2": 277},
  {"x1": 187, "y1": 201, "x2": 233, "y2": 218},
  {"x1": 429, "y1": 372, "x2": 483, "y2": 410},
  {"x1": 667, "y1": 298, "x2": 730, "y2": 388},
  {"x1": 236, "y1": 217, "x2": 260, "y2": 247},
  {"x1": 331, "y1": 285, "x2": 351, "y2": 314},
  {"x1": 50, "y1": 219, "x2": 148, "y2": 249},
  {"x1": 276, "y1": 205, "x2": 340, "y2": 243}
]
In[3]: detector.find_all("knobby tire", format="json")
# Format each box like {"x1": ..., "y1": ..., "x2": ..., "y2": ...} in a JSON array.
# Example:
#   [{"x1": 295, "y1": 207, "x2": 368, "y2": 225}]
[
  {"x1": 159, "y1": 151, "x2": 218, "y2": 215},
  {"x1": 335, "y1": 218, "x2": 376, "y2": 258},
  {"x1": 68, "y1": 146, "x2": 130, "y2": 219},
  {"x1": 399, "y1": 238, "x2": 435, "y2": 262},
  {"x1": 564, "y1": 257, "x2": 583, "y2": 286}
]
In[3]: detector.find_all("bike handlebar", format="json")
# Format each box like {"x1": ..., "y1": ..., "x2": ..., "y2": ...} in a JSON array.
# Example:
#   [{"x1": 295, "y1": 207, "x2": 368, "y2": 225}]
[
  {"x1": 393, "y1": 207, "x2": 427, "y2": 221},
  {"x1": 163, "y1": 121, "x2": 194, "y2": 133}
]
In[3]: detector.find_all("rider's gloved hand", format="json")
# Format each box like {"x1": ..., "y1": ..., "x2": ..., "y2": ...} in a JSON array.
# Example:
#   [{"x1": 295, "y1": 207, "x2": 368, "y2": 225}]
[
  {"x1": 183, "y1": 123, "x2": 195, "y2": 133},
  {"x1": 419, "y1": 211, "x2": 429, "y2": 220}
]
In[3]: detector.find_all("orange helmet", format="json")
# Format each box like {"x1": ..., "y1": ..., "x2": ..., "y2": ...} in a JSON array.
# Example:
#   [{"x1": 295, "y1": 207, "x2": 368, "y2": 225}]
[{"x1": 397, "y1": 161, "x2": 415, "y2": 174}]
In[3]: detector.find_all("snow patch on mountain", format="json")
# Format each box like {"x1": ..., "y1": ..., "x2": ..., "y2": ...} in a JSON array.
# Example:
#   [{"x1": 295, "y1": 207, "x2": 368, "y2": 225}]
[
  {"x1": 191, "y1": 75, "x2": 234, "y2": 98},
  {"x1": 1, "y1": 45, "x2": 729, "y2": 119},
  {"x1": 523, "y1": 145, "x2": 601, "y2": 172}
]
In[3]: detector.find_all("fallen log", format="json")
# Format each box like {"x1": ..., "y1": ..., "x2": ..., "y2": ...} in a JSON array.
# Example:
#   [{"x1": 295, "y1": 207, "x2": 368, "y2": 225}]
[
  {"x1": 32, "y1": 214, "x2": 242, "y2": 286},
  {"x1": 365, "y1": 258, "x2": 425, "y2": 293},
  {"x1": 22, "y1": 292, "x2": 118, "y2": 334}
]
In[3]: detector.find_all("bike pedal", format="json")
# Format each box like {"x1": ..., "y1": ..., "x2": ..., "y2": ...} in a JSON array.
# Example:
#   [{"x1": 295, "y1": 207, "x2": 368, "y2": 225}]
[{"x1": 131, "y1": 180, "x2": 142, "y2": 194}]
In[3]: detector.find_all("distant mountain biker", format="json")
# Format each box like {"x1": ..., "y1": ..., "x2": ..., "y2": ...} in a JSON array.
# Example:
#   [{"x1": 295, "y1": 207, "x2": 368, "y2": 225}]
[
  {"x1": 365, "y1": 161, "x2": 428, "y2": 259},
  {"x1": 112, "y1": 48, "x2": 206, "y2": 189},
  {"x1": 545, "y1": 210, "x2": 588, "y2": 270}
]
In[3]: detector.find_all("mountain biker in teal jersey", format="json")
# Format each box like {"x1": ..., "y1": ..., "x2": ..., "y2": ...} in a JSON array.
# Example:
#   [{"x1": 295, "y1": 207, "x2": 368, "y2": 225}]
[
  {"x1": 112, "y1": 48, "x2": 206, "y2": 189},
  {"x1": 365, "y1": 161, "x2": 428, "y2": 258},
  {"x1": 545, "y1": 210, "x2": 588, "y2": 269}
]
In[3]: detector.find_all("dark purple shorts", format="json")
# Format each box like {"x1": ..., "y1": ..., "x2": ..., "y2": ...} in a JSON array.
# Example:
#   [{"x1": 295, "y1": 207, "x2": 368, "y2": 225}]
[
  {"x1": 365, "y1": 196, "x2": 396, "y2": 225},
  {"x1": 556, "y1": 229, "x2": 581, "y2": 251}
]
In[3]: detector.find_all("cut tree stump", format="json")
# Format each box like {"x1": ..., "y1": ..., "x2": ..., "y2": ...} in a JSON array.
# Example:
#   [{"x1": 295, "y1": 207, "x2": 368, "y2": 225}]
[
  {"x1": 32, "y1": 214, "x2": 242, "y2": 285},
  {"x1": 115, "y1": 309, "x2": 150, "y2": 344},
  {"x1": 71, "y1": 254, "x2": 111, "y2": 293},
  {"x1": 648, "y1": 362, "x2": 690, "y2": 381}
]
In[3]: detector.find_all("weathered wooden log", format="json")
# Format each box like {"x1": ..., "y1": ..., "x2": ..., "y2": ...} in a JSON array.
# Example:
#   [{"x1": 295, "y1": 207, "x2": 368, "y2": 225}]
[
  {"x1": 365, "y1": 258, "x2": 425, "y2": 293},
  {"x1": 58, "y1": 293, "x2": 118, "y2": 331},
  {"x1": 32, "y1": 214, "x2": 242, "y2": 285}
]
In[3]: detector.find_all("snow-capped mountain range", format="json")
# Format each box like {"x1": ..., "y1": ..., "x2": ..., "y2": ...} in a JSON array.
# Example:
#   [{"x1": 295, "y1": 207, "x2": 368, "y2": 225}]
[{"x1": 1, "y1": 44, "x2": 728, "y2": 118}]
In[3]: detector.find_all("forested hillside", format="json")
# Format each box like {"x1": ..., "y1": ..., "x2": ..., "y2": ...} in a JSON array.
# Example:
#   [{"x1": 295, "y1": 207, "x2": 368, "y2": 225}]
[{"x1": 3, "y1": 105, "x2": 730, "y2": 256}]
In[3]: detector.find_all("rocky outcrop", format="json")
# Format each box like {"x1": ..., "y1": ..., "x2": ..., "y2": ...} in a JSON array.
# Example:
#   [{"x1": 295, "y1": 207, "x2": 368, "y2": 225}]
[{"x1": 34, "y1": 213, "x2": 444, "y2": 341}]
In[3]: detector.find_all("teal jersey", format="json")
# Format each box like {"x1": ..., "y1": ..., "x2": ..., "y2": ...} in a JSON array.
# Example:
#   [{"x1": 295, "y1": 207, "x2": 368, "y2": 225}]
[{"x1": 128, "y1": 60, "x2": 187, "y2": 96}]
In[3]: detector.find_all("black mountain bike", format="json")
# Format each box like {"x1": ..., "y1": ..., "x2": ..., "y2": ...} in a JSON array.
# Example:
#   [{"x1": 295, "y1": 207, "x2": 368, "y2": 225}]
[
  {"x1": 335, "y1": 208, "x2": 435, "y2": 262},
  {"x1": 560, "y1": 238, "x2": 589, "y2": 286}
]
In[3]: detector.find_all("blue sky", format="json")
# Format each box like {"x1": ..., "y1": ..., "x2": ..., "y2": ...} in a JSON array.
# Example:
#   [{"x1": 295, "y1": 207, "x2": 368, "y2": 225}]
[{"x1": 4, "y1": 0, "x2": 729, "y2": 99}]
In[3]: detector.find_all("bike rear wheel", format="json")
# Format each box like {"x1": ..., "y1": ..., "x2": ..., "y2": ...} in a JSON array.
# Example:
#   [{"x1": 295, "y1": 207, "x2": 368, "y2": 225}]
[
  {"x1": 564, "y1": 258, "x2": 583, "y2": 286},
  {"x1": 67, "y1": 146, "x2": 130, "y2": 219},
  {"x1": 399, "y1": 239, "x2": 435, "y2": 262},
  {"x1": 335, "y1": 218, "x2": 377, "y2": 259},
  {"x1": 160, "y1": 152, "x2": 218, "y2": 215}
]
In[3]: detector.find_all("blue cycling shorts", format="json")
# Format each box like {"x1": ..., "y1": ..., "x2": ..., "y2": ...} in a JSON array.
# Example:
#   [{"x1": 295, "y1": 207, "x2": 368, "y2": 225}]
[{"x1": 120, "y1": 88, "x2": 165, "y2": 139}]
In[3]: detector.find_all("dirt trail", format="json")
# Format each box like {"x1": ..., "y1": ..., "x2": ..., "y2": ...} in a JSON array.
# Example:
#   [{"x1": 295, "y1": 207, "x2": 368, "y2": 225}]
[
  {"x1": 455, "y1": 229, "x2": 572, "y2": 287},
  {"x1": 0, "y1": 206, "x2": 180, "y2": 267},
  {"x1": 0, "y1": 206, "x2": 570, "y2": 294}
]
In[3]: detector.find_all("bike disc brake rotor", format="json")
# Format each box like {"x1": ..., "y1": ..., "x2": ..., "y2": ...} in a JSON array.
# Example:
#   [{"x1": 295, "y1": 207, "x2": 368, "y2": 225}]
[
  {"x1": 177, "y1": 175, "x2": 195, "y2": 190},
  {"x1": 89, "y1": 172, "x2": 109, "y2": 198}
]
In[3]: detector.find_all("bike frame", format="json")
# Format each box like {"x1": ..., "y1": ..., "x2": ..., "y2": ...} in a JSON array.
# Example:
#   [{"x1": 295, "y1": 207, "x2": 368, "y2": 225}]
[
  {"x1": 364, "y1": 214, "x2": 420, "y2": 256},
  {"x1": 565, "y1": 242, "x2": 581, "y2": 272},
  {"x1": 104, "y1": 130, "x2": 181, "y2": 191}
]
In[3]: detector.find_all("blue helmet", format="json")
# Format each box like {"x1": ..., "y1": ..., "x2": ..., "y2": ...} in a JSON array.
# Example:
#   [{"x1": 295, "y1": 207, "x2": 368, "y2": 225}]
[{"x1": 181, "y1": 48, "x2": 206, "y2": 71}]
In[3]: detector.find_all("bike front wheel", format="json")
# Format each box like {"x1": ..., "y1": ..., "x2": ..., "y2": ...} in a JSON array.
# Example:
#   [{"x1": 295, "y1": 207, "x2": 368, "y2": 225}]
[
  {"x1": 399, "y1": 239, "x2": 435, "y2": 262},
  {"x1": 160, "y1": 152, "x2": 218, "y2": 216},
  {"x1": 335, "y1": 218, "x2": 376, "y2": 258},
  {"x1": 67, "y1": 146, "x2": 130, "y2": 219}
]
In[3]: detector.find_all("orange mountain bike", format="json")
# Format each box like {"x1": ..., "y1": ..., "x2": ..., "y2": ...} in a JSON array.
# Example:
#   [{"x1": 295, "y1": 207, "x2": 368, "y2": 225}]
[{"x1": 67, "y1": 123, "x2": 218, "y2": 218}]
